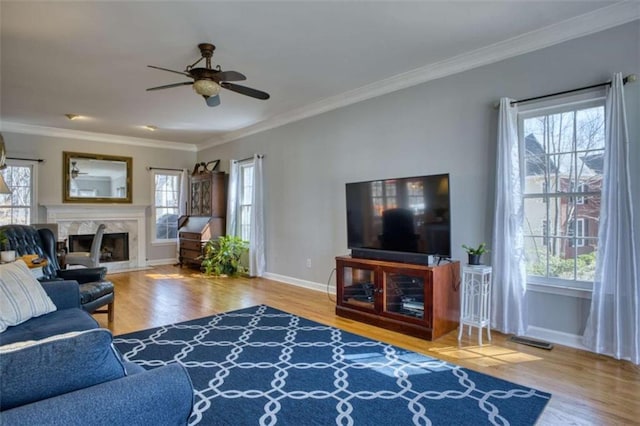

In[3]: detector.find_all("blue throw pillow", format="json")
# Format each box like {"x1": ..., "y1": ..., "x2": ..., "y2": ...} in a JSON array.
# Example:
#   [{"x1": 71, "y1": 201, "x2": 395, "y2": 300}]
[{"x1": 0, "y1": 328, "x2": 127, "y2": 410}]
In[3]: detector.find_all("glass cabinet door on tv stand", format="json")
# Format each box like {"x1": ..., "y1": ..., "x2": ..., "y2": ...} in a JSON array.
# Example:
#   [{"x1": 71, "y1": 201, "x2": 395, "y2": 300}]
[
  {"x1": 383, "y1": 271, "x2": 426, "y2": 321},
  {"x1": 335, "y1": 256, "x2": 459, "y2": 341},
  {"x1": 340, "y1": 264, "x2": 377, "y2": 312}
]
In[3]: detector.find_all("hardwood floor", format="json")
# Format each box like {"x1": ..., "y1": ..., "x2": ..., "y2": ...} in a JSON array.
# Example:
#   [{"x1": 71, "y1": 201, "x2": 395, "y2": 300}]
[{"x1": 96, "y1": 265, "x2": 640, "y2": 425}]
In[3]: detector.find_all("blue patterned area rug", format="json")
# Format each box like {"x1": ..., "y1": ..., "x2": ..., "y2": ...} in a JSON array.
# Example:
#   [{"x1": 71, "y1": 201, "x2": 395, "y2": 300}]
[{"x1": 114, "y1": 305, "x2": 550, "y2": 425}]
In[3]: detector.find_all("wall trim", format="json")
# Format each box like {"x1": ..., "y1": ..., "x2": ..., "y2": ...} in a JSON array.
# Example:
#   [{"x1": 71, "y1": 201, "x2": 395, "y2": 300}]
[
  {"x1": 146, "y1": 258, "x2": 178, "y2": 266},
  {"x1": 263, "y1": 272, "x2": 335, "y2": 295},
  {"x1": 2, "y1": 5, "x2": 637, "y2": 151},
  {"x1": 526, "y1": 325, "x2": 588, "y2": 351},
  {"x1": 1, "y1": 122, "x2": 197, "y2": 152},
  {"x1": 527, "y1": 282, "x2": 592, "y2": 299},
  {"x1": 200, "y1": 3, "x2": 640, "y2": 148}
]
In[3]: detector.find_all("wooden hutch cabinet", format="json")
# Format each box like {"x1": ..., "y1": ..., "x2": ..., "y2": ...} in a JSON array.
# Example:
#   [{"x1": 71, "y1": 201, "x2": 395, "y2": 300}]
[
  {"x1": 179, "y1": 171, "x2": 227, "y2": 267},
  {"x1": 178, "y1": 217, "x2": 224, "y2": 267},
  {"x1": 190, "y1": 171, "x2": 226, "y2": 217},
  {"x1": 335, "y1": 256, "x2": 460, "y2": 340}
]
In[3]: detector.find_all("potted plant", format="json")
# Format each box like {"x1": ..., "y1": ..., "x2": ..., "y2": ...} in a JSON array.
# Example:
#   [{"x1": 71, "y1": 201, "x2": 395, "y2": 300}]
[
  {"x1": 462, "y1": 243, "x2": 489, "y2": 266},
  {"x1": 0, "y1": 230, "x2": 15, "y2": 263},
  {"x1": 200, "y1": 235, "x2": 249, "y2": 277}
]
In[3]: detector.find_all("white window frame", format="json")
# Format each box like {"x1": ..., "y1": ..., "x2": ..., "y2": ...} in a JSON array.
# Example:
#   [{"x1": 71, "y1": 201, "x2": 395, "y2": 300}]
[
  {"x1": 575, "y1": 218, "x2": 586, "y2": 247},
  {"x1": 150, "y1": 170, "x2": 181, "y2": 244},
  {"x1": 0, "y1": 159, "x2": 38, "y2": 225},
  {"x1": 575, "y1": 183, "x2": 588, "y2": 205},
  {"x1": 518, "y1": 92, "x2": 605, "y2": 293},
  {"x1": 237, "y1": 160, "x2": 254, "y2": 242}
]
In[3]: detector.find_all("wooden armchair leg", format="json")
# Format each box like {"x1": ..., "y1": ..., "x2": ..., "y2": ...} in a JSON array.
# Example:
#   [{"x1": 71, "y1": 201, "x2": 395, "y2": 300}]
[{"x1": 107, "y1": 301, "x2": 114, "y2": 323}]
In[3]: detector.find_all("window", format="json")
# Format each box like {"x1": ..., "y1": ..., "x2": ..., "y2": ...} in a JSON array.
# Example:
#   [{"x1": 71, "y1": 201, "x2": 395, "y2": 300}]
[
  {"x1": 575, "y1": 218, "x2": 586, "y2": 247},
  {"x1": 238, "y1": 161, "x2": 254, "y2": 241},
  {"x1": 151, "y1": 171, "x2": 180, "y2": 241},
  {"x1": 406, "y1": 180, "x2": 425, "y2": 214},
  {"x1": 0, "y1": 161, "x2": 37, "y2": 225},
  {"x1": 575, "y1": 183, "x2": 588, "y2": 205},
  {"x1": 520, "y1": 96, "x2": 604, "y2": 289},
  {"x1": 370, "y1": 180, "x2": 398, "y2": 217}
]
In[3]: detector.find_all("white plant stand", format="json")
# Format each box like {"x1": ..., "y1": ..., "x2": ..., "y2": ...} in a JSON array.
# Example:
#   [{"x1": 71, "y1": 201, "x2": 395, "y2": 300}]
[{"x1": 458, "y1": 265, "x2": 492, "y2": 345}]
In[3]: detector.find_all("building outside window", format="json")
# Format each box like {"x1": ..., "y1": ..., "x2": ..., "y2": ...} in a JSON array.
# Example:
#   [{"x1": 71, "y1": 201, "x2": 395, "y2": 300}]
[
  {"x1": 152, "y1": 171, "x2": 180, "y2": 241},
  {"x1": 0, "y1": 161, "x2": 37, "y2": 225},
  {"x1": 520, "y1": 96, "x2": 604, "y2": 289}
]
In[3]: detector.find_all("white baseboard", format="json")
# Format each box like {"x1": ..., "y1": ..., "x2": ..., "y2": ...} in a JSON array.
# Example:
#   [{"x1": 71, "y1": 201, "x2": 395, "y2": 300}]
[
  {"x1": 263, "y1": 272, "x2": 335, "y2": 295},
  {"x1": 526, "y1": 326, "x2": 588, "y2": 351},
  {"x1": 106, "y1": 266, "x2": 153, "y2": 274},
  {"x1": 146, "y1": 258, "x2": 179, "y2": 266}
]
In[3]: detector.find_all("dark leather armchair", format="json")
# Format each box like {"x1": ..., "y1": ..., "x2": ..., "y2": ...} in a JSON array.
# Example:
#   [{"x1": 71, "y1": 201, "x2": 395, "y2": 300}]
[{"x1": 0, "y1": 225, "x2": 115, "y2": 322}]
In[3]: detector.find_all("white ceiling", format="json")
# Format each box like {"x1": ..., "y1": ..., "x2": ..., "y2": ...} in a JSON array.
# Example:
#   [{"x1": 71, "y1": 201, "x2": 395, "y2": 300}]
[{"x1": 1, "y1": 1, "x2": 635, "y2": 150}]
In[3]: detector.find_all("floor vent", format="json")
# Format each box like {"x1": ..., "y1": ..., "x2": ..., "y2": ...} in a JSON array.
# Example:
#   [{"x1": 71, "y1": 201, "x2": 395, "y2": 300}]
[{"x1": 508, "y1": 335, "x2": 554, "y2": 350}]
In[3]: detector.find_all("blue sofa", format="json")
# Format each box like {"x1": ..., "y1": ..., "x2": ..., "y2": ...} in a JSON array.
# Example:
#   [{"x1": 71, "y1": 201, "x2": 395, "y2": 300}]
[
  {"x1": 0, "y1": 280, "x2": 97, "y2": 346},
  {"x1": 0, "y1": 280, "x2": 194, "y2": 425}
]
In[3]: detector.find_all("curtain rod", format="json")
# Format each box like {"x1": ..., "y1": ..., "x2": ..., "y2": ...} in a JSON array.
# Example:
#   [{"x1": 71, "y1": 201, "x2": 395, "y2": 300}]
[
  {"x1": 8, "y1": 157, "x2": 45, "y2": 163},
  {"x1": 234, "y1": 154, "x2": 264, "y2": 163},
  {"x1": 510, "y1": 74, "x2": 637, "y2": 106},
  {"x1": 147, "y1": 166, "x2": 183, "y2": 172}
]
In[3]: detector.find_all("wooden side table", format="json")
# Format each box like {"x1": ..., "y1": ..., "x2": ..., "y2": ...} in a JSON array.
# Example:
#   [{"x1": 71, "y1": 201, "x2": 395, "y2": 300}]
[{"x1": 458, "y1": 265, "x2": 492, "y2": 345}]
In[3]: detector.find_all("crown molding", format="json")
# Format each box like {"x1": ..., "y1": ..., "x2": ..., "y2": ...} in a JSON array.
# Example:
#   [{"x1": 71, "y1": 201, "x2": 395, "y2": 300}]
[
  {"x1": 1, "y1": 121, "x2": 198, "y2": 152},
  {"x1": 200, "y1": 2, "x2": 639, "y2": 149}
]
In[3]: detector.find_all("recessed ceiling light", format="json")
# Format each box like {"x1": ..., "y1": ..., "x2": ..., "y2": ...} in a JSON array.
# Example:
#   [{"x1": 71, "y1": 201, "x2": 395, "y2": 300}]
[
  {"x1": 64, "y1": 114, "x2": 81, "y2": 120},
  {"x1": 143, "y1": 125, "x2": 157, "y2": 131}
]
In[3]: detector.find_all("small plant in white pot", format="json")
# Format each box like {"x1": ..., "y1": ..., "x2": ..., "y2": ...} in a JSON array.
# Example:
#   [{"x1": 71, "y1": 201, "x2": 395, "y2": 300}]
[
  {"x1": 0, "y1": 230, "x2": 15, "y2": 263},
  {"x1": 462, "y1": 243, "x2": 489, "y2": 266}
]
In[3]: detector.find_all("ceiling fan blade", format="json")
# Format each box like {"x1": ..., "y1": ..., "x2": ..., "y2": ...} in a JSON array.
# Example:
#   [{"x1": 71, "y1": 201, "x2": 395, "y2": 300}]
[
  {"x1": 146, "y1": 82, "x2": 193, "y2": 91},
  {"x1": 221, "y1": 82, "x2": 270, "y2": 100},
  {"x1": 215, "y1": 70, "x2": 246, "y2": 82},
  {"x1": 147, "y1": 65, "x2": 191, "y2": 77},
  {"x1": 204, "y1": 95, "x2": 221, "y2": 107}
]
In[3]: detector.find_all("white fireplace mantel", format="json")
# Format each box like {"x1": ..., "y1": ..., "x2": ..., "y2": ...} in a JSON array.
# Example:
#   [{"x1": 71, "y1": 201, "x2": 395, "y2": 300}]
[{"x1": 43, "y1": 204, "x2": 148, "y2": 271}]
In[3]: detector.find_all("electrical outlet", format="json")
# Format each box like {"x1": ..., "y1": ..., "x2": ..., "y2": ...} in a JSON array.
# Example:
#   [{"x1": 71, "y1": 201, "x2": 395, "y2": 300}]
[{"x1": 306, "y1": 258, "x2": 312, "y2": 268}]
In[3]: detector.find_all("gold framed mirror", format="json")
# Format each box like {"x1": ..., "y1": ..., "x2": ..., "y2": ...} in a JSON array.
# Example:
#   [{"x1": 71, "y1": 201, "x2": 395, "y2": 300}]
[{"x1": 63, "y1": 151, "x2": 132, "y2": 203}]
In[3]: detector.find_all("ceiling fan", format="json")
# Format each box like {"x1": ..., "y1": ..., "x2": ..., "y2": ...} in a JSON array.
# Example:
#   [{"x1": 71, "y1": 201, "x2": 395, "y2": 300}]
[
  {"x1": 70, "y1": 161, "x2": 87, "y2": 179},
  {"x1": 146, "y1": 43, "x2": 270, "y2": 107}
]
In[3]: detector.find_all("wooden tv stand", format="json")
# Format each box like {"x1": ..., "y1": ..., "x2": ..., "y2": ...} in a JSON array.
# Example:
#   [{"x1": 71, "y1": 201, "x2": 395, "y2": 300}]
[{"x1": 335, "y1": 256, "x2": 460, "y2": 340}]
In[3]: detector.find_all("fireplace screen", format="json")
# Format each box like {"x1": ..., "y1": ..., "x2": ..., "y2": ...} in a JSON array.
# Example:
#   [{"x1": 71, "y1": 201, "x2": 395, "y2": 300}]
[{"x1": 68, "y1": 232, "x2": 129, "y2": 263}]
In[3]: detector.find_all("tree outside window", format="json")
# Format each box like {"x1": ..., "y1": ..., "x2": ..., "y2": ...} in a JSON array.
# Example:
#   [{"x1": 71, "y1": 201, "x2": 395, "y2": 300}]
[
  {"x1": 153, "y1": 172, "x2": 180, "y2": 240},
  {"x1": 0, "y1": 163, "x2": 34, "y2": 225},
  {"x1": 238, "y1": 163, "x2": 254, "y2": 242},
  {"x1": 521, "y1": 101, "x2": 603, "y2": 286}
]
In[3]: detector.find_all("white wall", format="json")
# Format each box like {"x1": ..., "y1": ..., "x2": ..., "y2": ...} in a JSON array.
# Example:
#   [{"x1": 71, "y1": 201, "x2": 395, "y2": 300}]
[
  {"x1": 198, "y1": 21, "x2": 640, "y2": 345},
  {"x1": 1, "y1": 132, "x2": 196, "y2": 262}
]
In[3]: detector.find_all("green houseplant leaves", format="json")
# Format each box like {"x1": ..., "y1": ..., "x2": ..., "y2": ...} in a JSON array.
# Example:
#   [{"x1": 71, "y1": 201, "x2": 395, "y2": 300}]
[{"x1": 200, "y1": 235, "x2": 249, "y2": 277}]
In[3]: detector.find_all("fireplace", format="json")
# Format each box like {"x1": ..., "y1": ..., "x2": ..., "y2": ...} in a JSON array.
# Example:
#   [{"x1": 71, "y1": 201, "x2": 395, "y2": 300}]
[{"x1": 68, "y1": 232, "x2": 130, "y2": 263}]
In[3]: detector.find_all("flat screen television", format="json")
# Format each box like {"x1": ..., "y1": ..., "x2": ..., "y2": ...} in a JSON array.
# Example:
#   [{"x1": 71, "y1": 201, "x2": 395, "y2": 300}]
[{"x1": 346, "y1": 173, "x2": 450, "y2": 265}]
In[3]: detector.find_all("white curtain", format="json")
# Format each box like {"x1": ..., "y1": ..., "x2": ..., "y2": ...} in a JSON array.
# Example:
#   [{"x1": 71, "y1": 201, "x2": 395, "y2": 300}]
[
  {"x1": 178, "y1": 169, "x2": 189, "y2": 216},
  {"x1": 226, "y1": 160, "x2": 240, "y2": 236},
  {"x1": 226, "y1": 156, "x2": 265, "y2": 277},
  {"x1": 491, "y1": 98, "x2": 528, "y2": 335},
  {"x1": 249, "y1": 155, "x2": 265, "y2": 277},
  {"x1": 583, "y1": 73, "x2": 639, "y2": 364}
]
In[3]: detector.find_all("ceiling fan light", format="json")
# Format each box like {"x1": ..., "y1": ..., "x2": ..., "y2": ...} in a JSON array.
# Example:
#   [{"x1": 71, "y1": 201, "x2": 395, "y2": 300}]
[{"x1": 193, "y1": 79, "x2": 220, "y2": 97}]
